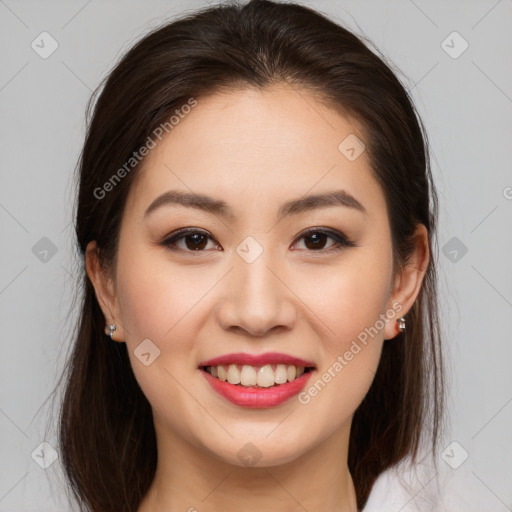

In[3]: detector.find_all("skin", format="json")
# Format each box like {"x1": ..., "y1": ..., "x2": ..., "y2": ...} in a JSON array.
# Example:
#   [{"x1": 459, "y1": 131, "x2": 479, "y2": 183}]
[{"x1": 86, "y1": 84, "x2": 429, "y2": 512}]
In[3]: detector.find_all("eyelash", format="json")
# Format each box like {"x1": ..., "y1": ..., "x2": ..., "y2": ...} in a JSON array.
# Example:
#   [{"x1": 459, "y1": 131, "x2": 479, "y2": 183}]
[{"x1": 160, "y1": 227, "x2": 356, "y2": 254}]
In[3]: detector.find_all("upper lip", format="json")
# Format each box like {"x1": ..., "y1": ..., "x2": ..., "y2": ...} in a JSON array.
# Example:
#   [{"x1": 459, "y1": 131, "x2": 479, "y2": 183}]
[{"x1": 198, "y1": 352, "x2": 316, "y2": 368}]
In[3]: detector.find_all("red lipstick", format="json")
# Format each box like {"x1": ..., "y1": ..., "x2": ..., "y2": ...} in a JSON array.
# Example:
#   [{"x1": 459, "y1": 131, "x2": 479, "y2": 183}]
[
  {"x1": 198, "y1": 352, "x2": 316, "y2": 408},
  {"x1": 198, "y1": 352, "x2": 315, "y2": 368}
]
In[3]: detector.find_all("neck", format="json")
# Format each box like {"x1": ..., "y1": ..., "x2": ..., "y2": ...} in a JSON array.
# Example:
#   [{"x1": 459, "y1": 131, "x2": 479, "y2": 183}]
[{"x1": 139, "y1": 416, "x2": 358, "y2": 512}]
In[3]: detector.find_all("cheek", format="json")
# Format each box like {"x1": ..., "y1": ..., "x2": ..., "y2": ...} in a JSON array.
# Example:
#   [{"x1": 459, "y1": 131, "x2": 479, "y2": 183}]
[
  {"x1": 296, "y1": 250, "x2": 392, "y2": 414},
  {"x1": 309, "y1": 256, "x2": 393, "y2": 354},
  {"x1": 295, "y1": 273, "x2": 387, "y2": 436},
  {"x1": 115, "y1": 243, "x2": 213, "y2": 344},
  {"x1": 114, "y1": 249, "x2": 213, "y2": 416}
]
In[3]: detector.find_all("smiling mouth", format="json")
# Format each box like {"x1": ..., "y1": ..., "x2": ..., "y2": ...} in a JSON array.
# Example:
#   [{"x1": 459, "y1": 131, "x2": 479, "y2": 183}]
[{"x1": 200, "y1": 363, "x2": 315, "y2": 388}]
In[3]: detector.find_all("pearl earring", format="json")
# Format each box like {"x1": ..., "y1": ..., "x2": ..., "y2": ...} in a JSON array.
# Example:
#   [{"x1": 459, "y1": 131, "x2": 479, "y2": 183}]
[{"x1": 105, "y1": 323, "x2": 117, "y2": 341}]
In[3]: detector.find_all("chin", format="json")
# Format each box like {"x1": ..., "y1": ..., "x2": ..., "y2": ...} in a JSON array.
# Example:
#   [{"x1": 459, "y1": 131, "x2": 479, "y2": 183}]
[{"x1": 200, "y1": 425, "x2": 315, "y2": 468}]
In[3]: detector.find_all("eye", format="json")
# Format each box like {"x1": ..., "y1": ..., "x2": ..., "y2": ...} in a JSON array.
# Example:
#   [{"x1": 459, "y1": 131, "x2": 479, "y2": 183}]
[
  {"x1": 161, "y1": 228, "x2": 220, "y2": 252},
  {"x1": 292, "y1": 228, "x2": 356, "y2": 252}
]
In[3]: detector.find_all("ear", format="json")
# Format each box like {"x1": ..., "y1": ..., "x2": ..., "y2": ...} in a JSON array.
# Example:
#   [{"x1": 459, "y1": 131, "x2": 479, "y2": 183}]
[
  {"x1": 85, "y1": 240, "x2": 125, "y2": 342},
  {"x1": 384, "y1": 223, "x2": 430, "y2": 340}
]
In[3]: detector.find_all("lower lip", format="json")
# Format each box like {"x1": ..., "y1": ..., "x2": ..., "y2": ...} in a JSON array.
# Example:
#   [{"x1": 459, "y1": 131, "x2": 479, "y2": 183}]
[{"x1": 200, "y1": 368, "x2": 315, "y2": 408}]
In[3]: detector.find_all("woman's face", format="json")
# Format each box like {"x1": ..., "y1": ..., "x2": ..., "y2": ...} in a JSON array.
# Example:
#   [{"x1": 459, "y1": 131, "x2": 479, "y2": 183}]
[{"x1": 88, "y1": 85, "x2": 422, "y2": 467}]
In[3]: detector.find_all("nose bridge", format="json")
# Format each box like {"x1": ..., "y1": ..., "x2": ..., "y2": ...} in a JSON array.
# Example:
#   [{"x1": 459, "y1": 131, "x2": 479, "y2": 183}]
[{"x1": 216, "y1": 241, "x2": 296, "y2": 336}]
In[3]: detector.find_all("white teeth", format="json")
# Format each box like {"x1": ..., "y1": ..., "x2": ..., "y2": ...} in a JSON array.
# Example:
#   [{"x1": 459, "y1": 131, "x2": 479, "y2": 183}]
[
  {"x1": 206, "y1": 363, "x2": 312, "y2": 387},
  {"x1": 257, "y1": 365, "x2": 275, "y2": 387},
  {"x1": 227, "y1": 364, "x2": 241, "y2": 385},
  {"x1": 218, "y1": 365, "x2": 227, "y2": 381},
  {"x1": 240, "y1": 365, "x2": 257, "y2": 386},
  {"x1": 275, "y1": 364, "x2": 288, "y2": 384}
]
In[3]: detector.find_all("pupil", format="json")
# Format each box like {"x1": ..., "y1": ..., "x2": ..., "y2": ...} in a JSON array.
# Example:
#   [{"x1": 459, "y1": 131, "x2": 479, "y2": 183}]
[
  {"x1": 186, "y1": 234, "x2": 207, "y2": 250},
  {"x1": 305, "y1": 232, "x2": 326, "y2": 250}
]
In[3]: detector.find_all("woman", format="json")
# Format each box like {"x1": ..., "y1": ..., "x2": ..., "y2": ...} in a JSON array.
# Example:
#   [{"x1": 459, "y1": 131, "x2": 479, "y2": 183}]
[{"x1": 57, "y1": 1, "x2": 445, "y2": 510}]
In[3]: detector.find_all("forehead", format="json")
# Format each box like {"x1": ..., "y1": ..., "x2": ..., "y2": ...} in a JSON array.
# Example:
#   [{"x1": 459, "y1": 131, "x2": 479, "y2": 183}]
[{"x1": 125, "y1": 85, "x2": 386, "y2": 221}]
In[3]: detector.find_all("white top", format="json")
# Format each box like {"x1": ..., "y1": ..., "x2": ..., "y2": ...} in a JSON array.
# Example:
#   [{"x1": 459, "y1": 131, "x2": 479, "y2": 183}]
[{"x1": 363, "y1": 465, "x2": 445, "y2": 512}]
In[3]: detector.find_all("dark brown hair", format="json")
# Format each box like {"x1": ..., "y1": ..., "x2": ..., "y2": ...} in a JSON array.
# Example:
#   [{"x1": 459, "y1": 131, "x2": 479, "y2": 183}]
[{"x1": 49, "y1": 1, "x2": 445, "y2": 510}]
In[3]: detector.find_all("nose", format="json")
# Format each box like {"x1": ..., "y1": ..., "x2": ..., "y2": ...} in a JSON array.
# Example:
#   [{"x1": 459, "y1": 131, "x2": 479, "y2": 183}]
[{"x1": 215, "y1": 253, "x2": 297, "y2": 337}]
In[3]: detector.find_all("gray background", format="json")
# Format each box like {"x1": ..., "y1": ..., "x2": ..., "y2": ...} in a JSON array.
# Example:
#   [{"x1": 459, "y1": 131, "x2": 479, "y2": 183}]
[{"x1": 1, "y1": 0, "x2": 511, "y2": 511}]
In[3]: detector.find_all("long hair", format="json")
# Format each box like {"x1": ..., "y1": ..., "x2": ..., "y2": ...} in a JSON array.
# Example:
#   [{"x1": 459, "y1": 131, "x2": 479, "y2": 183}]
[{"x1": 50, "y1": 1, "x2": 445, "y2": 510}]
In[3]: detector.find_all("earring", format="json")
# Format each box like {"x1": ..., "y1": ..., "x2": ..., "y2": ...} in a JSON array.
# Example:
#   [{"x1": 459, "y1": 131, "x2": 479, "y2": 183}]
[
  {"x1": 105, "y1": 324, "x2": 117, "y2": 341},
  {"x1": 397, "y1": 316, "x2": 406, "y2": 333}
]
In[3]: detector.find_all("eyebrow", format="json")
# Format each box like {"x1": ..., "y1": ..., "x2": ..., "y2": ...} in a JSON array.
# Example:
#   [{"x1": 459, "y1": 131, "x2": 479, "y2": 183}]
[{"x1": 144, "y1": 189, "x2": 367, "y2": 221}]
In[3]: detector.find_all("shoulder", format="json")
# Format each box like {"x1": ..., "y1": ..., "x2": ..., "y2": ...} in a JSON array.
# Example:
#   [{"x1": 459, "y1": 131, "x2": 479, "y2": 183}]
[
  {"x1": 362, "y1": 469, "x2": 401, "y2": 512},
  {"x1": 362, "y1": 466, "x2": 442, "y2": 512}
]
